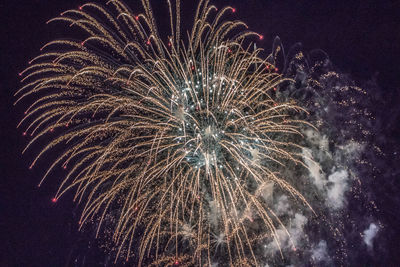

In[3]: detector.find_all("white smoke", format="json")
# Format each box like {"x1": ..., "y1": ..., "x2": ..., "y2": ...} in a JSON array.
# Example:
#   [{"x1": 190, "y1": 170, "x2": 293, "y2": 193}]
[
  {"x1": 311, "y1": 240, "x2": 330, "y2": 263},
  {"x1": 303, "y1": 128, "x2": 355, "y2": 211},
  {"x1": 304, "y1": 129, "x2": 330, "y2": 160},
  {"x1": 326, "y1": 169, "x2": 349, "y2": 209},
  {"x1": 336, "y1": 141, "x2": 364, "y2": 162},
  {"x1": 261, "y1": 127, "x2": 364, "y2": 265},
  {"x1": 363, "y1": 223, "x2": 378, "y2": 248},
  {"x1": 302, "y1": 147, "x2": 325, "y2": 189},
  {"x1": 257, "y1": 181, "x2": 274, "y2": 204},
  {"x1": 274, "y1": 195, "x2": 291, "y2": 216},
  {"x1": 289, "y1": 213, "x2": 308, "y2": 247},
  {"x1": 265, "y1": 213, "x2": 307, "y2": 254},
  {"x1": 209, "y1": 200, "x2": 220, "y2": 228}
]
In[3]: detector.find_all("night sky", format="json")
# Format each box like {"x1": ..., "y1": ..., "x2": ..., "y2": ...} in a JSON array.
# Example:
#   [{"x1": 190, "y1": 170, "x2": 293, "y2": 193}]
[{"x1": 1, "y1": 0, "x2": 400, "y2": 266}]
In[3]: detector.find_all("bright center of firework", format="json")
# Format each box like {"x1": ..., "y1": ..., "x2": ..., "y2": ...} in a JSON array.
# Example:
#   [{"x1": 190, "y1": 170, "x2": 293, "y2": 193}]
[
  {"x1": 169, "y1": 68, "x2": 264, "y2": 178},
  {"x1": 171, "y1": 71, "x2": 237, "y2": 171},
  {"x1": 185, "y1": 121, "x2": 222, "y2": 169}
]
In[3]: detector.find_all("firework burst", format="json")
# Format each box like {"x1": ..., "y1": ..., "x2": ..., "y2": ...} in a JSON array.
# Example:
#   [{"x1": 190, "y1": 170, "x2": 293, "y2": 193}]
[{"x1": 16, "y1": 1, "x2": 338, "y2": 266}]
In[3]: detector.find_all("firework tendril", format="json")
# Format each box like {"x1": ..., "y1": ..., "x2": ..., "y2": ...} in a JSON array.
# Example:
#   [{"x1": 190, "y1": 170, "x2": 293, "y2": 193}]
[{"x1": 16, "y1": 0, "x2": 324, "y2": 266}]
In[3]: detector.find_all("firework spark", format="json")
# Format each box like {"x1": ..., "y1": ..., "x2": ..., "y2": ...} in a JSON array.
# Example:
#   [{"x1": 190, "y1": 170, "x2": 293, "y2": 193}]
[{"x1": 17, "y1": 0, "x2": 323, "y2": 265}]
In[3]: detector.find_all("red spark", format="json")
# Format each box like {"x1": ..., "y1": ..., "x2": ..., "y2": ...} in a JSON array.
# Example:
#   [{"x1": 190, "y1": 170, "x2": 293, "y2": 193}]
[
  {"x1": 259, "y1": 35, "x2": 264, "y2": 40},
  {"x1": 273, "y1": 87, "x2": 277, "y2": 91},
  {"x1": 275, "y1": 67, "x2": 279, "y2": 72},
  {"x1": 52, "y1": 198, "x2": 57, "y2": 203},
  {"x1": 135, "y1": 15, "x2": 139, "y2": 21},
  {"x1": 65, "y1": 124, "x2": 69, "y2": 127},
  {"x1": 63, "y1": 165, "x2": 67, "y2": 170},
  {"x1": 174, "y1": 260, "x2": 179, "y2": 265},
  {"x1": 79, "y1": 6, "x2": 82, "y2": 10},
  {"x1": 50, "y1": 128, "x2": 54, "y2": 132},
  {"x1": 23, "y1": 132, "x2": 27, "y2": 136},
  {"x1": 232, "y1": 8, "x2": 236, "y2": 13},
  {"x1": 146, "y1": 40, "x2": 151, "y2": 45},
  {"x1": 81, "y1": 42, "x2": 85, "y2": 46},
  {"x1": 18, "y1": 73, "x2": 22, "y2": 76}
]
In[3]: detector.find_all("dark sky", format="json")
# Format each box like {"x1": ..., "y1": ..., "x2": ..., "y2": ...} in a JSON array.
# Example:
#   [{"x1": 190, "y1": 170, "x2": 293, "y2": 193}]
[{"x1": 1, "y1": 0, "x2": 399, "y2": 266}]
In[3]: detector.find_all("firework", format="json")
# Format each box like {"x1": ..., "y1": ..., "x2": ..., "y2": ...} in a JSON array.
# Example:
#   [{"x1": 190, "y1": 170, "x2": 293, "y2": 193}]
[{"x1": 17, "y1": 0, "x2": 323, "y2": 266}]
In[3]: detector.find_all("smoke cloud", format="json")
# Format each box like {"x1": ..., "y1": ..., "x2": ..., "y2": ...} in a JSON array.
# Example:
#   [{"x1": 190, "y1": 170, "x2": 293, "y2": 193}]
[{"x1": 363, "y1": 223, "x2": 379, "y2": 248}]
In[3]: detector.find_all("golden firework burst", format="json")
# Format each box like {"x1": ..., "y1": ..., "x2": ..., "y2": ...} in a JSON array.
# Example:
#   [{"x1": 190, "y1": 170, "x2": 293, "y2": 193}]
[{"x1": 17, "y1": 0, "x2": 317, "y2": 265}]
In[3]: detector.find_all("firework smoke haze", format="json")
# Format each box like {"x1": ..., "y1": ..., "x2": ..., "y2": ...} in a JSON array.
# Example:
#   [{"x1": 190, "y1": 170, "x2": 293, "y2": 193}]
[{"x1": 16, "y1": 0, "x2": 381, "y2": 266}]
